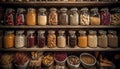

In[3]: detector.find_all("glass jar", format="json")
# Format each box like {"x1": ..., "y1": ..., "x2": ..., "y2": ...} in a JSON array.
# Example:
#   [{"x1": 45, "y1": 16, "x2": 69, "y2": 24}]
[
  {"x1": 48, "y1": 8, "x2": 58, "y2": 25},
  {"x1": 38, "y1": 30, "x2": 45, "y2": 48},
  {"x1": 108, "y1": 30, "x2": 118, "y2": 48},
  {"x1": 15, "y1": 0, "x2": 23, "y2": 2},
  {"x1": 88, "y1": 30, "x2": 97, "y2": 48},
  {"x1": 100, "y1": 8, "x2": 111, "y2": 25},
  {"x1": 68, "y1": 31, "x2": 76, "y2": 48},
  {"x1": 0, "y1": 31, "x2": 3, "y2": 48},
  {"x1": 57, "y1": 30, "x2": 66, "y2": 48},
  {"x1": 4, "y1": 31, "x2": 14, "y2": 49},
  {"x1": 98, "y1": 30, "x2": 108, "y2": 48},
  {"x1": 70, "y1": 8, "x2": 79, "y2": 25},
  {"x1": 26, "y1": 8, "x2": 36, "y2": 26},
  {"x1": 47, "y1": 30, "x2": 56, "y2": 48},
  {"x1": 0, "y1": 7, "x2": 4, "y2": 25},
  {"x1": 5, "y1": 8, "x2": 15, "y2": 26},
  {"x1": 80, "y1": 8, "x2": 89, "y2": 25},
  {"x1": 90, "y1": 8, "x2": 100, "y2": 25},
  {"x1": 27, "y1": 30, "x2": 35, "y2": 48},
  {"x1": 16, "y1": 8, "x2": 26, "y2": 25},
  {"x1": 59, "y1": 8, "x2": 68, "y2": 25},
  {"x1": 38, "y1": 8, "x2": 47, "y2": 26},
  {"x1": 111, "y1": 8, "x2": 120, "y2": 25},
  {"x1": 78, "y1": 30, "x2": 87, "y2": 48}
]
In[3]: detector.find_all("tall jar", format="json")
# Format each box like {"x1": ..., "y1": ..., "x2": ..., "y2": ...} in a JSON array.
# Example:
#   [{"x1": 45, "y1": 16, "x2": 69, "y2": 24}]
[
  {"x1": 90, "y1": 8, "x2": 100, "y2": 25},
  {"x1": 48, "y1": 8, "x2": 58, "y2": 25},
  {"x1": 108, "y1": 30, "x2": 118, "y2": 48},
  {"x1": 0, "y1": 31, "x2": 3, "y2": 48},
  {"x1": 78, "y1": 30, "x2": 87, "y2": 48},
  {"x1": 15, "y1": 31, "x2": 25, "y2": 48},
  {"x1": 4, "y1": 31, "x2": 14, "y2": 49},
  {"x1": 98, "y1": 30, "x2": 108, "y2": 48},
  {"x1": 47, "y1": 30, "x2": 56, "y2": 48},
  {"x1": 38, "y1": 30, "x2": 45, "y2": 48},
  {"x1": 59, "y1": 8, "x2": 68, "y2": 25},
  {"x1": 88, "y1": 30, "x2": 97, "y2": 48},
  {"x1": 16, "y1": 8, "x2": 26, "y2": 25},
  {"x1": 26, "y1": 8, "x2": 36, "y2": 26},
  {"x1": 57, "y1": 30, "x2": 66, "y2": 48},
  {"x1": 100, "y1": 8, "x2": 111, "y2": 25},
  {"x1": 38, "y1": 8, "x2": 47, "y2": 26},
  {"x1": 80, "y1": 8, "x2": 89, "y2": 25},
  {"x1": 70, "y1": 8, "x2": 79, "y2": 25},
  {"x1": 68, "y1": 31, "x2": 76, "y2": 48},
  {"x1": 27, "y1": 30, "x2": 35, "y2": 48}
]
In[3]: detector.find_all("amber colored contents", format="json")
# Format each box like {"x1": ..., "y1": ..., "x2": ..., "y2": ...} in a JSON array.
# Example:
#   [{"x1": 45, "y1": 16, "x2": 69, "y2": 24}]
[{"x1": 78, "y1": 36, "x2": 87, "y2": 48}]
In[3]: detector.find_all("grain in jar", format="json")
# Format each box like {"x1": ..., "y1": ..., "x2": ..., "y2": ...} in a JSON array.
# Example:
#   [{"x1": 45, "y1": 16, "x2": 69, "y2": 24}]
[
  {"x1": 47, "y1": 30, "x2": 56, "y2": 48},
  {"x1": 80, "y1": 8, "x2": 89, "y2": 25},
  {"x1": 108, "y1": 30, "x2": 118, "y2": 48},
  {"x1": 57, "y1": 30, "x2": 66, "y2": 48},
  {"x1": 38, "y1": 8, "x2": 47, "y2": 26},
  {"x1": 26, "y1": 8, "x2": 36, "y2": 26},
  {"x1": 90, "y1": 8, "x2": 100, "y2": 25},
  {"x1": 38, "y1": 30, "x2": 45, "y2": 48},
  {"x1": 59, "y1": 8, "x2": 68, "y2": 25},
  {"x1": 70, "y1": 8, "x2": 79, "y2": 25},
  {"x1": 0, "y1": 31, "x2": 3, "y2": 48},
  {"x1": 4, "y1": 31, "x2": 14, "y2": 49},
  {"x1": 98, "y1": 30, "x2": 108, "y2": 48},
  {"x1": 88, "y1": 30, "x2": 97, "y2": 48},
  {"x1": 15, "y1": 31, "x2": 25, "y2": 48},
  {"x1": 48, "y1": 8, "x2": 58, "y2": 25},
  {"x1": 78, "y1": 30, "x2": 87, "y2": 48}
]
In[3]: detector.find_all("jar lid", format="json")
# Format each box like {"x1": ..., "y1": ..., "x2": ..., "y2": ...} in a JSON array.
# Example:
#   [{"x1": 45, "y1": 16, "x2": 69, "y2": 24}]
[
  {"x1": 111, "y1": 8, "x2": 120, "y2": 13},
  {"x1": 58, "y1": 30, "x2": 65, "y2": 34},
  {"x1": 27, "y1": 30, "x2": 35, "y2": 34},
  {"x1": 38, "y1": 8, "x2": 46, "y2": 12},
  {"x1": 70, "y1": 8, "x2": 78, "y2": 11},
  {"x1": 6, "y1": 30, "x2": 14, "y2": 34},
  {"x1": 6, "y1": 8, "x2": 14, "y2": 13},
  {"x1": 80, "y1": 8, "x2": 89, "y2": 11},
  {"x1": 48, "y1": 30, "x2": 55, "y2": 34},
  {"x1": 60, "y1": 8, "x2": 67, "y2": 11},
  {"x1": 16, "y1": 30, "x2": 24, "y2": 34},
  {"x1": 79, "y1": 30, "x2": 86, "y2": 34},
  {"x1": 38, "y1": 30, "x2": 45, "y2": 34},
  {"x1": 50, "y1": 8, "x2": 57, "y2": 11},
  {"x1": 99, "y1": 30, "x2": 106, "y2": 35},
  {"x1": 89, "y1": 30, "x2": 96, "y2": 34},
  {"x1": 108, "y1": 30, "x2": 117, "y2": 34},
  {"x1": 69, "y1": 30, "x2": 76, "y2": 34},
  {"x1": 101, "y1": 8, "x2": 109, "y2": 11},
  {"x1": 28, "y1": 8, "x2": 35, "y2": 12},
  {"x1": 17, "y1": 8, "x2": 26, "y2": 13},
  {"x1": 91, "y1": 8, "x2": 98, "y2": 12}
]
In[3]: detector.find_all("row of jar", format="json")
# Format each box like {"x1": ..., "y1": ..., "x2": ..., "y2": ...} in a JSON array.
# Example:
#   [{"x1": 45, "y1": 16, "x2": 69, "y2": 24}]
[
  {"x1": 0, "y1": 30, "x2": 119, "y2": 49},
  {"x1": 0, "y1": 7, "x2": 120, "y2": 26}
]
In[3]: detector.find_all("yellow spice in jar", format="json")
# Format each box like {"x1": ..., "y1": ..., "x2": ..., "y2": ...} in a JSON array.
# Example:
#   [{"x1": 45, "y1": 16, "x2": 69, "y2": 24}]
[
  {"x1": 90, "y1": 17, "x2": 100, "y2": 25},
  {"x1": 78, "y1": 36, "x2": 87, "y2": 48}
]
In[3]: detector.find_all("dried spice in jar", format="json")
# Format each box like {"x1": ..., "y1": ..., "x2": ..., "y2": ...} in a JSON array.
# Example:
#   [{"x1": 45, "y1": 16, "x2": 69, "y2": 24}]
[
  {"x1": 38, "y1": 30, "x2": 45, "y2": 48},
  {"x1": 59, "y1": 8, "x2": 68, "y2": 25},
  {"x1": 48, "y1": 8, "x2": 58, "y2": 25},
  {"x1": 100, "y1": 8, "x2": 111, "y2": 25},
  {"x1": 78, "y1": 30, "x2": 87, "y2": 48},
  {"x1": 4, "y1": 31, "x2": 14, "y2": 49},
  {"x1": 15, "y1": 31, "x2": 25, "y2": 48},
  {"x1": 0, "y1": 31, "x2": 3, "y2": 48},
  {"x1": 47, "y1": 30, "x2": 56, "y2": 48},
  {"x1": 16, "y1": 8, "x2": 26, "y2": 25}
]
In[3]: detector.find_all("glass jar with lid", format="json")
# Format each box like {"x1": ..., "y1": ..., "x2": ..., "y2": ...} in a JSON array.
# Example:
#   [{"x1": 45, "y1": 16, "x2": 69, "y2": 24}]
[
  {"x1": 4, "y1": 31, "x2": 14, "y2": 49},
  {"x1": 57, "y1": 30, "x2": 66, "y2": 48},
  {"x1": 38, "y1": 8, "x2": 47, "y2": 26},
  {"x1": 88, "y1": 30, "x2": 97, "y2": 48},
  {"x1": 16, "y1": 8, "x2": 26, "y2": 25},
  {"x1": 68, "y1": 30, "x2": 76, "y2": 48},
  {"x1": 78, "y1": 30, "x2": 87, "y2": 48},
  {"x1": 47, "y1": 30, "x2": 56, "y2": 48},
  {"x1": 70, "y1": 8, "x2": 79, "y2": 25},
  {"x1": 38, "y1": 30, "x2": 45, "y2": 48},
  {"x1": 0, "y1": 31, "x2": 3, "y2": 48},
  {"x1": 59, "y1": 8, "x2": 68, "y2": 25},
  {"x1": 27, "y1": 30, "x2": 35, "y2": 48},
  {"x1": 90, "y1": 8, "x2": 100, "y2": 25},
  {"x1": 15, "y1": 30, "x2": 25, "y2": 48},
  {"x1": 98, "y1": 30, "x2": 108, "y2": 48},
  {"x1": 100, "y1": 8, "x2": 111, "y2": 25},
  {"x1": 108, "y1": 30, "x2": 118, "y2": 48},
  {"x1": 80, "y1": 8, "x2": 89, "y2": 25},
  {"x1": 26, "y1": 8, "x2": 36, "y2": 26},
  {"x1": 48, "y1": 8, "x2": 58, "y2": 25}
]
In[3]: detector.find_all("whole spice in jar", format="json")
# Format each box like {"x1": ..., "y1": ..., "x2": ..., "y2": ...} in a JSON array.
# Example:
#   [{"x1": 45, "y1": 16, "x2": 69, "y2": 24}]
[{"x1": 38, "y1": 30, "x2": 45, "y2": 48}]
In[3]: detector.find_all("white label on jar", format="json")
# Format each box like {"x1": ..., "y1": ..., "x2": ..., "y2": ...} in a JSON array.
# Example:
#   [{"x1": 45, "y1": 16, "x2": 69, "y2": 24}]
[
  {"x1": 70, "y1": 14, "x2": 79, "y2": 25},
  {"x1": 38, "y1": 15, "x2": 47, "y2": 26},
  {"x1": 15, "y1": 36, "x2": 25, "y2": 48},
  {"x1": 88, "y1": 35, "x2": 97, "y2": 48},
  {"x1": 57, "y1": 36, "x2": 66, "y2": 48}
]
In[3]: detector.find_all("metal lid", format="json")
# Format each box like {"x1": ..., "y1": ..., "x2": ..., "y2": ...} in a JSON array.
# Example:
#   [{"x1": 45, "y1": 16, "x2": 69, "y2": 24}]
[
  {"x1": 80, "y1": 7, "x2": 89, "y2": 11},
  {"x1": 89, "y1": 30, "x2": 97, "y2": 34},
  {"x1": 79, "y1": 30, "x2": 86, "y2": 34},
  {"x1": 38, "y1": 30, "x2": 45, "y2": 34},
  {"x1": 99, "y1": 30, "x2": 106, "y2": 35},
  {"x1": 101, "y1": 8, "x2": 109, "y2": 11},
  {"x1": 70, "y1": 8, "x2": 78, "y2": 11},
  {"x1": 38, "y1": 8, "x2": 46, "y2": 12},
  {"x1": 91, "y1": 8, "x2": 98, "y2": 12},
  {"x1": 69, "y1": 30, "x2": 76, "y2": 34},
  {"x1": 16, "y1": 30, "x2": 24, "y2": 34},
  {"x1": 17, "y1": 8, "x2": 26, "y2": 13},
  {"x1": 28, "y1": 8, "x2": 35, "y2": 12},
  {"x1": 58, "y1": 30, "x2": 65, "y2": 34},
  {"x1": 27, "y1": 30, "x2": 35, "y2": 34},
  {"x1": 6, "y1": 30, "x2": 14, "y2": 34},
  {"x1": 60, "y1": 8, "x2": 67, "y2": 11},
  {"x1": 48, "y1": 30, "x2": 55, "y2": 34},
  {"x1": 50, "y1": 8, "x2": 57, "y2": 11},
  {"x1": 108, "y1": 30, "x2": 117, "y2": 34}
]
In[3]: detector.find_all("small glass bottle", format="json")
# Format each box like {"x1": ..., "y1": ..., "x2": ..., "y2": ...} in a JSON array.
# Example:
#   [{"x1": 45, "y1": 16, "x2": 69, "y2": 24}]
[
  {"x1": 15, "y1": 31, "x2": 25, "y2": 48},
  {"x1": 108, "y1": 30, "x2": 118, "y2": 48},
  {"x1": 78, "y1": 30, "x2": 87, "y2": 48},
  {"x1": 47, "y1": 30, "x2": 56, "y2": 48},
  {"x1": 48, "y1": 8, "x2": 58, "y2": 25},
  {"x1": 68, "y1": 31, "x2": 76, "y2": 48},
  {"x1": 88, "y1": 30, "x2": 97, "y2": 48},
  {"x1": 38, "y1": 8, "x2": 47, "y2": 26},
  {"x1": 4, "y1": 31, "x2": 14, "y2": 49},
  {"x1": 38, "y1": 30, "x2": 45, "y2": 48},
  {"x1": 59, "y1": 8, "x2": 68, "y2": 25},
  {"x1": 57, "y1": 30, "x2": 66, "y2": 48},
  {"x1": 70, "y1": 8, "x2": 79, "y2": 25}
]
